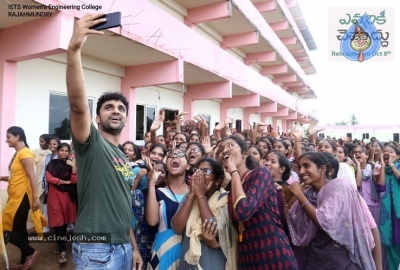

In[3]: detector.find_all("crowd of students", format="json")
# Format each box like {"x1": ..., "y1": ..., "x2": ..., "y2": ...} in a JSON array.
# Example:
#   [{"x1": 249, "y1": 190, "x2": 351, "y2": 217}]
[
  {"x1": 2, "y1": 115, "x2": 400, "y2": 270},
  {"x1": 118, "y1": 114, "x2": 400, "y2": 270},
  {"x1": 2, "y1": 114, "x2": 400, "y2": 270}
]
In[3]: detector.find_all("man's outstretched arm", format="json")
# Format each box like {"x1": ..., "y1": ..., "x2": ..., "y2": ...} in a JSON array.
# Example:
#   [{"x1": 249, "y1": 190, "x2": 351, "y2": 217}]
[{"x1": 66, "y1": 13, "x2": 105, "y2": 143}]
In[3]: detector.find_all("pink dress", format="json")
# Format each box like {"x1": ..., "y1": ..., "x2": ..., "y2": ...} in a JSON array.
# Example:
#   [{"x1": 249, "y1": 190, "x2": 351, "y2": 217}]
[{"x1": 46, "y1": 171, "x2": 77, "y2": 227}]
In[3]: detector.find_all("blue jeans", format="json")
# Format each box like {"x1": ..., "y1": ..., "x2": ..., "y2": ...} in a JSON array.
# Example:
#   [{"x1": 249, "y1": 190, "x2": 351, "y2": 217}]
[{"x1": 72, "y1": 242, "x2": 132, "y2": 269}]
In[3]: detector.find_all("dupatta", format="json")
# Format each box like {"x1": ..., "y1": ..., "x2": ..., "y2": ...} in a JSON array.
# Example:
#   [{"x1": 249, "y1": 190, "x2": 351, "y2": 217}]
[
  {"x1": 380, "y1": 160, "x2": 400, "y2": 246},
  {"x1": 288, "y1": 178, "x2": 375, "y2": 270},
  {"x1": 46, "y1": 159, "x2": 77, "y2": 202},
  {"x1": 184, "y1": 190, "x2": 237, "y2": 270}
]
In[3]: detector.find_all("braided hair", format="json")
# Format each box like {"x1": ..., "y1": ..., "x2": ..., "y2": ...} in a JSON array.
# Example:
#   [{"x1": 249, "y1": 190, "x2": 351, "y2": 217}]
[{"x1": 7, "y1": 126, "x2": 29, "y2": 148}]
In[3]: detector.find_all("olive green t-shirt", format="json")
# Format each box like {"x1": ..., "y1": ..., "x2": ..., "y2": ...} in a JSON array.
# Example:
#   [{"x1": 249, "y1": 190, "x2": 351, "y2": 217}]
[{"x1": 72, "y1": 124, "x2": 134, "y2": 243}]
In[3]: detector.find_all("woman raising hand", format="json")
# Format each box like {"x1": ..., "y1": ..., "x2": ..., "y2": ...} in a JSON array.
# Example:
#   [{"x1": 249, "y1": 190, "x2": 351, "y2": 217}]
[
  {"x1": 172, "y1": 158, "x2": 236, "y2": 269},
  {"x1": 218, "y1": 136, "x2": 298, "y2": 269}
]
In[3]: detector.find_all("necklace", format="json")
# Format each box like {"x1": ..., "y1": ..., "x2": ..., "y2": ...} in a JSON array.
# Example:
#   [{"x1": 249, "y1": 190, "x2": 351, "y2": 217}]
[
  {"x1": 8, "y1": 153, "x2": 16, "y2": 171},
  {"x1": 168, "y1": 183, "x2": 179, "y2": 202}
]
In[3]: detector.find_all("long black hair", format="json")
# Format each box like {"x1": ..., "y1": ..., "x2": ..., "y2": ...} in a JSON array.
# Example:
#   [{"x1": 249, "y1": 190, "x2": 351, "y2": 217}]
[
  {"x1": 268, "y1": 150, "x2": 291, "y2": 181},
  {"x1": 7, "y1": 126, "x2": 29, "y2": 148}
]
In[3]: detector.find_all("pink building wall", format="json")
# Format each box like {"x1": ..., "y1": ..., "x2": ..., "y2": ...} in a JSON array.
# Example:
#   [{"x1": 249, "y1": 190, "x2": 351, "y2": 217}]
[
  {"x1": 0, "y1": 0, "x2": 317, "y2": 181},
  {"x1": 317, "y1": 125, "x2": 400, "y2": 141}
]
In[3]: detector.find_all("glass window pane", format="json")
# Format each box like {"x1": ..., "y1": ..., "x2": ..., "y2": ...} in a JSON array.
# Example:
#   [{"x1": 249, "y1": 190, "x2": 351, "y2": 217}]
[
  {"x1": 146, "y1": 107, "x2": 156, "y2": 133},
  {"x1": 136, "y1": 105, "x2": 145, "y2": 140},
  {"x1": 49, "y1": 93, "x2": 93, "y2": 140}
]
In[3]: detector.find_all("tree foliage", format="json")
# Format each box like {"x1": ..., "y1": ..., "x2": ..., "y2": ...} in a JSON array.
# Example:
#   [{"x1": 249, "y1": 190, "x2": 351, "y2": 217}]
[
  {"x1": 334, "y1": 114, "x2": 359, "y2": 126},
  {"x1": 53, "y1": 118, "x2": 70, "y2": 139},
  {"x1": 335, "y1": 121, "x2": 348, "y2": 126},
  {"x1": 349, "y1": 114, "x2": 359, "y2": 125}
]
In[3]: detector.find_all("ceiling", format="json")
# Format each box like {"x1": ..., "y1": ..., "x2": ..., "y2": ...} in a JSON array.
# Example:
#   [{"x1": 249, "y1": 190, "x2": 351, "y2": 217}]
[{"x1": 82, "y1": 31, "x2": 175, "y2": 66}]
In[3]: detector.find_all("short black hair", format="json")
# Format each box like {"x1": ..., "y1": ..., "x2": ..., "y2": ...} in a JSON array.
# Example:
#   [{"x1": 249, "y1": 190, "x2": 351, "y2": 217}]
[
  {"x1": 40, "y1": 134, "x2": 51, "y2": 144},
  {"x1": 57, "y1": 142, "x2": 71, "y2": 152},
  {"x1": 49, "y1": 136, "x2": 61, "y2": 146},
  {"x1": 320, "y1": 152, "x2": 339, "y2": 179},
  {"x1": 96, "y1": 92, "x2": 129, "y2": 116},
  {"x1": 122, "y1": 141, "x2": 143, "y2": 161}
]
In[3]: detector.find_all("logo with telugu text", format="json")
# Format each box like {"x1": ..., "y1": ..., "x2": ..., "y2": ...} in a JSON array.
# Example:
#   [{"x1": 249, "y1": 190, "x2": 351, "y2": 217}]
[
  {"x1": 329, "y1": 9, "x2": 394, "y2": 62},
  {"x1": 113, "y1": 157, "x2": 134, "y2": 182}
]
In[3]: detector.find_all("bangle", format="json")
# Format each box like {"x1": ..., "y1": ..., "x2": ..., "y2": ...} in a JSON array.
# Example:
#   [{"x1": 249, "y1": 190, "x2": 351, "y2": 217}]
[
  {"x1": 197, "y1": 196, "x2": 206, "y2": 201},
  {"x1": 187, "y1": 195, "x2": 194, "y2": 202},
  {"x1": 390, "y1": 164, "x2": 395, "y2": 167},
  {"x1": 301, "y1": 201, "x2": 311, "y2": 208},
  {"x1": 230, "y1": 170, "x2": 239, "y2": 176},
  {"x1": 148, "y1": 184, "x2": 155, "y2": 187},
  {"x1": 284, "y1": 204, "x2": 289, "y2": 207}
]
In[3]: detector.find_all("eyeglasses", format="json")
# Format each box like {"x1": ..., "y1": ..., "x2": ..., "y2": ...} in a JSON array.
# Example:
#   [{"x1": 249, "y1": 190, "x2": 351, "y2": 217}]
[
  {"x1": 215, "y1": 143, "x2": 237, "y2": 154},
  {"x1": 197, "y1": 168, "x2": 213, "y2": 176},
  {"x1": 166, "y1": 152, "x2": 186, "y2": 159},
  {"x1": 188, "y1": 148, "x2": 201, "y2": 153},
  {"x1": 178, "y1": 147, "x2": 187, "y2": 151}
]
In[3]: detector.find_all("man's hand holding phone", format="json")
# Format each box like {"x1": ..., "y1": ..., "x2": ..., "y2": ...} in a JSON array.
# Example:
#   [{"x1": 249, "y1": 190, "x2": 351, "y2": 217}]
[{"x1": 68, "y1": 13, "x2": 106, "y2": 51}]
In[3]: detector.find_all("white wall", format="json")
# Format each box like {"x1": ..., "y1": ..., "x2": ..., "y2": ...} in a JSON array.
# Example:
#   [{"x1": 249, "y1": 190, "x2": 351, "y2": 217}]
[
  {"x1": 249, "y1": 113, "x2": 260, "y2": 126},
  {"x1": 135, "y1": 86, "x2": 183, "y2": 113},
  {"x1": 16, "y1": 55, "x2": 123, "y2": 148},
  {"x1": 135, "y1": 85, "x2": 184, "y2": 142},
  {"x1": 227, "y1": 108, "x2": 243, "y2": 129},
  {"x1": 276, "y1": 120, "x2": 283, "y2": 133},
  {"x1": 194, "y1": 100, "x2": 220, "y2": 128},
  {"x1": 259, "y1": 116, "x2": 273, "y2": 125}
]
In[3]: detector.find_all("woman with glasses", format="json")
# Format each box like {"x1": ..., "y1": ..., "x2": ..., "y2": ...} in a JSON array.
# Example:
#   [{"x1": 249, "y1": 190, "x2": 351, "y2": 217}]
[
  {"x1": 145, "y1": 149, "x2": 190, "y2": 270},
  {"x1": 172, "y1": 158, "x2": 237, "y2": 270},
  {"x1": 186, "y1": 142, "x2": 206, "y2": 185},
  {"x1": 217, "y1": 136, "x2": 298, "y2": 269},
  {"x1": 186, "y1": 142, "x2": 206, "y2": 168},
  {"x1": 369, "y1": 141, "x2": 383, "y2": 165}
]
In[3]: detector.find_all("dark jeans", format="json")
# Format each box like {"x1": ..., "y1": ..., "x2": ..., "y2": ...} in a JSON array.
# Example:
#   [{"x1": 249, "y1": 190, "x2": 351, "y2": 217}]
[
  {"x1": 4, "y1": 193, "x2": 35, "y2": 264},
  {"x1": 53, "y1": 224, "x2": 67, "y2": 252}
]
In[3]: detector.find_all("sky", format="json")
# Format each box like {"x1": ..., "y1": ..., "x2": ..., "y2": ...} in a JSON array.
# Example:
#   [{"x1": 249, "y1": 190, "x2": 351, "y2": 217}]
[{"x1": 297, "y1": 0, "x2": 399, "y2": 126}]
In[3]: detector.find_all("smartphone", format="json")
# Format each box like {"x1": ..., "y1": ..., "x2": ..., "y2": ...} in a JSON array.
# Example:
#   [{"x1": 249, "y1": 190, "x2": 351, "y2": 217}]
[{"x1": 90, "y1": 12, "x2": 122, "y2": 31}]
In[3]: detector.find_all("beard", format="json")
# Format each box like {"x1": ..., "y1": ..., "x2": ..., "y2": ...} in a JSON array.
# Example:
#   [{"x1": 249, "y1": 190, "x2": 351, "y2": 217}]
[{"x1": 99, "y1": 117, "x2": 126, "y2": 135}]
